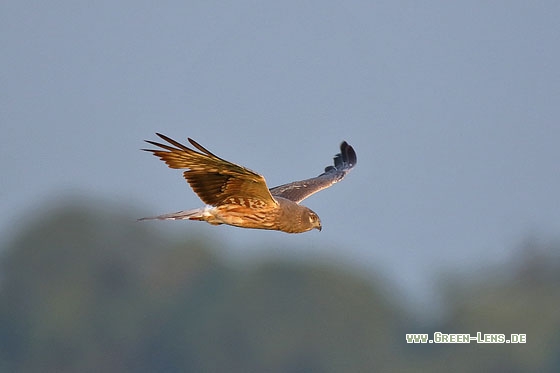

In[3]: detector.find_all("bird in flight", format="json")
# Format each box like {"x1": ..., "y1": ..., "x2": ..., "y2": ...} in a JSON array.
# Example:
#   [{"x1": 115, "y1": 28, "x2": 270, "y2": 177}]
[{"x1": 140, "y1": 133, "x2": 357, "y2": 233}]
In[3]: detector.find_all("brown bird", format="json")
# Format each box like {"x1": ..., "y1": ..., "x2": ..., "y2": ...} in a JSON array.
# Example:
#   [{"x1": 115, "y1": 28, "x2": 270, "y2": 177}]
[{"x1": 140, "y1": 133, "x2": 357, "y2": 233}]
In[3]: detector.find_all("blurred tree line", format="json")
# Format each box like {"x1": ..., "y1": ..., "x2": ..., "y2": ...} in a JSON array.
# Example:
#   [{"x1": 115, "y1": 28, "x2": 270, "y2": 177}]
[{"x1": 0, "y1": 199, "x2": 558, "y2": 372}]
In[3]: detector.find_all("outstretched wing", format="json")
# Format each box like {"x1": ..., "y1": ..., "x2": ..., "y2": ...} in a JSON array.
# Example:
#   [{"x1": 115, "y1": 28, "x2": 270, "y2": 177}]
[
  {"x1": 269, "y1": 141, "x2": 357, "y2": 203},
  {"x1": 143, "y1": 133, "x2": 278, "y2": 207}
]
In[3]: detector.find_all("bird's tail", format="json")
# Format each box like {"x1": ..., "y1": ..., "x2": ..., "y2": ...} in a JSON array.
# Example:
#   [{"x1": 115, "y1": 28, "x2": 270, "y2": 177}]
[{"x1": 138, "y1": 207, "x2": 207, "y2": 221}]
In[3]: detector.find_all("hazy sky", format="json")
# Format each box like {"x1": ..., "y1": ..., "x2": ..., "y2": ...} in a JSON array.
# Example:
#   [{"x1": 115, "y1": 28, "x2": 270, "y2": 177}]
[{"x1": 2, "y1": 1, "x2": 559, "y2": 306}]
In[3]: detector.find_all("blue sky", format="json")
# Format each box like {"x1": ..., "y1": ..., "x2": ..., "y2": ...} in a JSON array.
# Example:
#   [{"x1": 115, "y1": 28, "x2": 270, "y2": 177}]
[{"x1": 2, "y1": 1, "x2": 559, "y2": 307}]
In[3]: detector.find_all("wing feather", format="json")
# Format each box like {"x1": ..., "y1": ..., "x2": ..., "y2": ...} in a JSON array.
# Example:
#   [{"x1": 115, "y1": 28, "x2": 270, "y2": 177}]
[
  {"x1": 143, "y1": 134, "x2": 277, "y2": 207},
  {"x1": 269, "y1": 141, "x2": 357, "y2": 203}
]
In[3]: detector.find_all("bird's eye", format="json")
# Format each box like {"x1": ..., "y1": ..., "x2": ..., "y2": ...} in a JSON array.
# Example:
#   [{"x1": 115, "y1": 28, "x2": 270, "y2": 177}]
[{"x1": 309, "y1": 215, "x2": 316, "y2": 222}]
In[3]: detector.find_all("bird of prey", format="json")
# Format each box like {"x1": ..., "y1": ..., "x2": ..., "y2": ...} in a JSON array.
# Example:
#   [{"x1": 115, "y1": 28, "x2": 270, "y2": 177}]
[{"x1": 140, "y1": 133, "x2": 357, "y2": 233}]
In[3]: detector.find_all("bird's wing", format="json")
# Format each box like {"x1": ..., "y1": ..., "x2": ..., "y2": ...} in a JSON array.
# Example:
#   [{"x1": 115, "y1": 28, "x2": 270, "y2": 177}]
[
  {"x1": 143, "y1": 133, "x2": 278, "y2": 207},
  {"x1": 269, "y1": 141, "x2": 357, "y2": 204}
]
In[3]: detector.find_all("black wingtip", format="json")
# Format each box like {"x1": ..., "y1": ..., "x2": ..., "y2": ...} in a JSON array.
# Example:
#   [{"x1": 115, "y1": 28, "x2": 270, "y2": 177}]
[
  {"x1": 187, "y1": 137, "x2": 218, "y2": 157},
  {"x1": 144, "y1": 139, "x2": 162, "y2": 147},
  {"x1": 332, "y1": 141, "x2": 357, "y2": 169},
  {"x1": 141, "y1": 139, "x2": 162, "y2": 153},
  {"x1": 342, "y1": 141, "x2": 357, "y2": 167}
]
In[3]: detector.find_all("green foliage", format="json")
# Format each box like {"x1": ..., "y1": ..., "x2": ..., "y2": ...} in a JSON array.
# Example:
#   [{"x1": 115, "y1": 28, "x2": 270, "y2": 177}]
[{"x1": 0, "y1": 199, "x2": 559, "y2": 372}]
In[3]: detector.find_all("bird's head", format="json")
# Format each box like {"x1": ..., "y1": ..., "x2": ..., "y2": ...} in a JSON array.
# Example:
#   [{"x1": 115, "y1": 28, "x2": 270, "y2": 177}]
[{"x1": 303, "y1": 208, "x2": 322, "y2": 232}]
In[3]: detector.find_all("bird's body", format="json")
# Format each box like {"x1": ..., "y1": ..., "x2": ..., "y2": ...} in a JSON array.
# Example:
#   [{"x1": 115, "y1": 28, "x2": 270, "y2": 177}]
[{"x1": 140, "y1": 134, "x2": 356, "y2": 233}]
